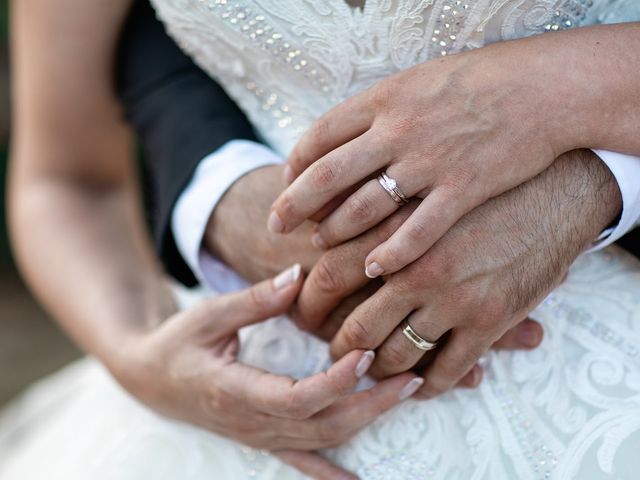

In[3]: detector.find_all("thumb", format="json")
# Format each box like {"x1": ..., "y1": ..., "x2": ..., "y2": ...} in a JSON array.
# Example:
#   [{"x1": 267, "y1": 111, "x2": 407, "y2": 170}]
[{"x1": 216, "y1": 264, "x2": 304, "y2": 335}]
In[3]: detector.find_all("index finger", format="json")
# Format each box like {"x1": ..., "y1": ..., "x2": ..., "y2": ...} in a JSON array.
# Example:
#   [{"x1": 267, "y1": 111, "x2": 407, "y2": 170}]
[
  {"x1": 286, "y1": 89, "x2": 375, "y2": 182},
  {"x1": 221, "y1": 349, "x2": 375, "y2": 419},
  {"x1": 269, "y1": 132, "x2": 387, "y2": 234}
]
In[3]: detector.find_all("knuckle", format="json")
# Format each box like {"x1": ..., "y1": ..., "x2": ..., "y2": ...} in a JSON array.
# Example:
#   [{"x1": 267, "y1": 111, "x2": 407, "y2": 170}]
[
  {"x1": 313, "y1": 256, "x2": 346, "y2": 294},
  {"x1": 439, "y1": 170, "x2": 477, "y2": 201},
  {"x1": 283, "y1": 388, "x2": 313, "y2": 420},
  {"x1": 405, "y1": 220, "x2": 429, "y2": 243},
  {"x1": 381, "y1": 342, "x2": 412, "y2": 372},
  {"x1": 310, "y1": 159, "x2": 338, "y2": 190},
  {"x1": 342, "y1": 316, "x2": 372, "y2": 348},
  {"x1": 347, "y1": 195, "x2": 376, "y2": 225},
  {"x1": 277, "y1": 192, "x2": 298, "y2": 220},
  {"x1": 370, "y1": 81, "x2": 392, "y2": 108},
  {"x1": 476, "y1": 295, "x2": 511, "y2": 326},
  {"x1": 310, "y1": 117, "x2": 331, "y2": 146},
  {"x1": 389, "y1": 116, "x2": 419, "y2": 138}
]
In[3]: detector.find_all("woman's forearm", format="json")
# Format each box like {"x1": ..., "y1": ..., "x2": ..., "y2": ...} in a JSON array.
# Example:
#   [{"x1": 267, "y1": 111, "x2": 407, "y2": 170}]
[
  {"x1": 8, "y1": 0, "x2": 159, "y2": 371},
  {"x1": 485, "y1": 22, "x2": 640, "y2": 156},
  {"x1": 9, "y1": 172, "x2": 176, "y2": 370}
]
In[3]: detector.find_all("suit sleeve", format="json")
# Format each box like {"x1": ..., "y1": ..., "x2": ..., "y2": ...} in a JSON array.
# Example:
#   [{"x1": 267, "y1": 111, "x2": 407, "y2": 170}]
[{"x1": 115, "y1": 0, "x2": 259, "y2": 286}]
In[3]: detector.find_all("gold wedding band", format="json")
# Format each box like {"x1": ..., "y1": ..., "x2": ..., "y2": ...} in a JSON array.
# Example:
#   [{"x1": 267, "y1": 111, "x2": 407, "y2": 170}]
[
  {"x1": 401, "y1": 319, "x2": 438, "y2": 351},
  {"x1": 377, "y1": 172, "x2": 409, "y2": 206}
]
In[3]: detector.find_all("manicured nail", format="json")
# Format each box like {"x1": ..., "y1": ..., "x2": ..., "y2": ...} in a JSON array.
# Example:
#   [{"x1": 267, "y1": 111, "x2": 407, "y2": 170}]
[
  {"x1": 518, "y1": 325, "x2": 540, "y2": 348},
  {"x1": 311, "y1": 232, "x2": 328, "y2": 249},
  {"x1": 283, "y1": 165, "x2": 295, "y2": 185},
  {"x1": 273, "y1": 264, "x2": 301, "y2": 290},
  {"x1": 267, "y1": 211, "x2": 285, "y2": 234},
  {"x1": 399, "y1": 377, "x2": 424, "y2": 400},
  {"x1": 365, "y1": 262, "x2": 384, "y2": 279},
  {"x1": 355, "y1": 350, "x2": 375, "y2": 378}
]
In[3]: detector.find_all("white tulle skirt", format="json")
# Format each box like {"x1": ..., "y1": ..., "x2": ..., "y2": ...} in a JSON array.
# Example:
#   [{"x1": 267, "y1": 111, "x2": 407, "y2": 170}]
[{"x1": 2, "y1": 246, "x2": 640, "y2": 480}]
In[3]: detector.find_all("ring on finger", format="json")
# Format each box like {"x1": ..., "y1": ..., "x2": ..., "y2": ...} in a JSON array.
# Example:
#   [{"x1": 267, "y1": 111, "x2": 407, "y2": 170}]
[
  {"x1": 377, "y1": 172, "x2": 409, "y2": 206},
  {"x1": 401, "y1": 318, "x2": 438, "y2": 351}
]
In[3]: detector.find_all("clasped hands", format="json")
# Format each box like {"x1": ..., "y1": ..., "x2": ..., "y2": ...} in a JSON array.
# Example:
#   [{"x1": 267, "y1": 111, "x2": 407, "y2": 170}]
[
  {"x1": 122, "y1": 38, "x2": 620, "y2": 478},
  {"x1": 268, "y1": 39, "x2": 621, "y2": 397}
]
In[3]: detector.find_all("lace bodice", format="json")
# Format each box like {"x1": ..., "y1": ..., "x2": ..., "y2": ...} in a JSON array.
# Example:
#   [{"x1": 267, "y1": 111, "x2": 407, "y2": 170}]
[{"x1": 150, "y1": 0, "x2": 639, "y2": 157}]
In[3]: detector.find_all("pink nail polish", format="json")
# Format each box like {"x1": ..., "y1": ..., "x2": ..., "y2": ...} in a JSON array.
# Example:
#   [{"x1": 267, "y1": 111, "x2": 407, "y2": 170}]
[
  {"x1": 365, "y1": 262, "x2": 384, "y2": 279},
  {"x1": 355, "y1": 350, "x2": 375, "y2": 378},
  {"x1": 399, "y1": 378, "x2": 424, "y2": 400},
  {"x1": 267, "y1": 211, "x2": 285, "y2": 234},
  {"x1": 273, "y1": 264, "x2": 301, "y2": 290}
]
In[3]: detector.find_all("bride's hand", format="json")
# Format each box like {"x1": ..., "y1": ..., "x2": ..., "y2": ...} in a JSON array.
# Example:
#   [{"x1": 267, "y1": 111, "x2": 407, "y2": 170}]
[
  {"x1": 269, "y1": 36, "x2": 575, "y2": 278},
  {"x1": 114, "y1": 265, "x2": 419, "y2": 480}
]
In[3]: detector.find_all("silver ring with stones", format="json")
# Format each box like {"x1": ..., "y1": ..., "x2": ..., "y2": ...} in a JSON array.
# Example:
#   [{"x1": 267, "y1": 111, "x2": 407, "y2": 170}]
[{"x1": 377, "y1": 172, "x2": 409, "y2": 206}]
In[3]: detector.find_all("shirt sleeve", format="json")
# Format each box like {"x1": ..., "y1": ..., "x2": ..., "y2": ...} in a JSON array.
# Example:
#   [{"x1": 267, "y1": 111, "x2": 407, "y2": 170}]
[
  {"x1": 588, "y1": 149, "x2": 640, "y2": 250},
  {"x1": 171, "y1": 140, "x2": 285, "y2": 292}
]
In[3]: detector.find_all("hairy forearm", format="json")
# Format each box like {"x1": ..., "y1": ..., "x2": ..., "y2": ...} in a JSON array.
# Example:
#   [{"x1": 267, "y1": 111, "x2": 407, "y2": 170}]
[
  {"x1": 475, "y1": 148, "x2": 621, "y2": 311},
  {"x1": 9, "y1": 176, "x2": 175, "y2": 369}
]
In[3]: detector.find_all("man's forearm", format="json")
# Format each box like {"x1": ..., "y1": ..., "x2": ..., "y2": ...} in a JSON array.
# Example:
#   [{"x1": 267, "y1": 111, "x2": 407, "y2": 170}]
[{"x1": 486, "y1": 148, "x2": 621, "y2": 311}]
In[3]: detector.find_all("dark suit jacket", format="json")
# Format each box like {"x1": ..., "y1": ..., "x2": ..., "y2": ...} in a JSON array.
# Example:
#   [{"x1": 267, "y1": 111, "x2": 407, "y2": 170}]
[
  {"x1": 116, "y1": 0, "x2": 259, "y2": 286},
  {"x1": 116, "y1": 0, "x2": 639, "y2": 286}
]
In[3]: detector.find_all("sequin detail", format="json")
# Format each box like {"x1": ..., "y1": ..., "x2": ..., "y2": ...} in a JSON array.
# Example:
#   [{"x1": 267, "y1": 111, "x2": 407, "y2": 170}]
[
  {"x1": 431, "y1": 0, "x2": 473, "y2": 56},
  {"x1": 542, "y1": 0, "x2": 595, "y2": 31}
]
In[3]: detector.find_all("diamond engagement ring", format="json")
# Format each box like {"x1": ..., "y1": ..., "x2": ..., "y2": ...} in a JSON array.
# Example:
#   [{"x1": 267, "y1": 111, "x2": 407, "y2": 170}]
[{"x1": 377, "y1": 172, "x2": 409, "y2": 206}]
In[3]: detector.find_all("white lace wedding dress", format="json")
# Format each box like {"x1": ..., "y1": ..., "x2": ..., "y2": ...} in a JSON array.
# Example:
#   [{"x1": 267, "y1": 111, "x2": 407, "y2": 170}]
[{"x1": 2, "y1": 1, "x2": 640, "y2": 479}]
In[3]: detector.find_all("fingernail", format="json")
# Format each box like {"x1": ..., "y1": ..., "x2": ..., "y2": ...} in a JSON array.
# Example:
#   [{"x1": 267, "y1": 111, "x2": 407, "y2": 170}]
[
  {"x1": 365, "y1": 262, "x2": 384, "y2": 279},
  {"x1": 283, "y1": 165, "x2": 295, "y2": 185},
  {"x1": 518, "y1": 326, "x2": 540, "y2": 348},
  {"x1": 267, "y1": 211, "x2": 285, "y2": 234},
  {"x1": 355, "y1": 350, "x2": 375, "y2": 378},
  {"x1": 273, "y1": 263, "x2": 301, "y2": 290},
  {"x1": 399, "y1": 377, "x2": 424, "y2": 400},
  {"x1": 311, "y1": 232, "x2": 328, "y2": 249}
]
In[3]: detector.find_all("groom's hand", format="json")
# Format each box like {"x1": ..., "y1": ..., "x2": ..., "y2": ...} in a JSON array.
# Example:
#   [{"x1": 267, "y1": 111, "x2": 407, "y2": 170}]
[
  {"x1": 203, "y1": 164, "x2": 548, "y2": 358},
  {"x1": 204, "y1": 165, "x2": 321, "y2": 282},
  {"x1": 298, "y1": 149, "x2": 621, "y2": 393}
]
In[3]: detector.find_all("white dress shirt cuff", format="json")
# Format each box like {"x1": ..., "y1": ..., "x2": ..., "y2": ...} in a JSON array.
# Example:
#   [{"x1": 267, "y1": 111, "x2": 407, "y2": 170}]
[
  {"x1": 589, "y1": 149, "x2": 640, "y2": 251},
  {"x1": 171, "y1": 140, "x2": 284, "y2": 292}
]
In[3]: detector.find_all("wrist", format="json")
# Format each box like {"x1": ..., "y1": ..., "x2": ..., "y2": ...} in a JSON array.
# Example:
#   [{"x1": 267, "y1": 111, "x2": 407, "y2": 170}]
[
  {"x1": 204, "y1": 165, "x2": 291, "y2": 280},
  {"x1": 205, "y1": 165, "x2": 321, "y2": 282},
  {"x1": 552, "y1": 149, "x2": 621, "y2": 251}
]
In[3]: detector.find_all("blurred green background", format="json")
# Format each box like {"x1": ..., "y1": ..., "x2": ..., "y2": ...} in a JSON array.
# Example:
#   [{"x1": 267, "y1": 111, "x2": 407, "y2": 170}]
[{"x1": 0, "y1": 0, "x2": 81, "y2": 408}]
